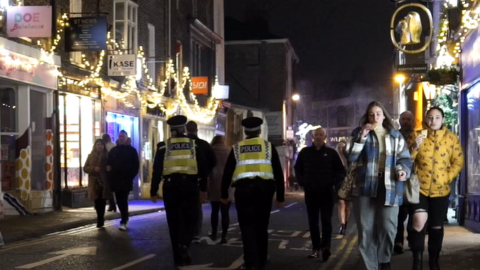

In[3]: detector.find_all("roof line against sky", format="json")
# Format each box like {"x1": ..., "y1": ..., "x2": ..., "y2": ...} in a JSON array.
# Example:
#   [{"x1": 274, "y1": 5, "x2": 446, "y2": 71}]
[{"x1": 225, "y1": 38, "x2": 299, "y2": 62}]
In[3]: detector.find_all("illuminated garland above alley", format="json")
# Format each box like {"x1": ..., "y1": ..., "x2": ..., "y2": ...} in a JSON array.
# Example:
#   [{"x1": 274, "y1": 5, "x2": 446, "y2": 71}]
[
  {"x1": 437, "y1": 0, "x2": 478, "y2": 58},
  {"x1": 34, "y1": 13, "x2": 219, "y2": 123}
]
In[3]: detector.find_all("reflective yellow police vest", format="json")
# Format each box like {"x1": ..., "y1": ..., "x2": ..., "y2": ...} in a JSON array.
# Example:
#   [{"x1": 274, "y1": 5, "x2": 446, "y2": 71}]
[
  {"x1": 163, "y1": 137, "x2": 198, "y2": 175},
  {"x1": 231, "y1": 137, "x2": 274, "y2": 182}
]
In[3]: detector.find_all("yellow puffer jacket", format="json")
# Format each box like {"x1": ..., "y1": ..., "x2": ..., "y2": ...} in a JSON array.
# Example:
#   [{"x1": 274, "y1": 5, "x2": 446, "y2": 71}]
[{"x1": 409, "y1": 126, "x2": 464, "y2": 197}]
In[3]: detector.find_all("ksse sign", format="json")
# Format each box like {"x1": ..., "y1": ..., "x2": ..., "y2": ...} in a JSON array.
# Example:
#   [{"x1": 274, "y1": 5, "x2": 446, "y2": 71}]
[
  {"x1": 6, "y1": 6, "x2": 52, "y2": 38},
  {"x1": 108, "y1": 54, "x2": 137, "y2": 76}
]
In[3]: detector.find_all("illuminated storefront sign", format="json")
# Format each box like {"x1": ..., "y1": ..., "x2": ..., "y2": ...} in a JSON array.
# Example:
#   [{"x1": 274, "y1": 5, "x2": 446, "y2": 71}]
[
  {"x1": 6, "y1": 6, "x2": 52, "y2": 38},
  {"x1": 390, "y1": 3, "x2": 433, "y2": 54}
]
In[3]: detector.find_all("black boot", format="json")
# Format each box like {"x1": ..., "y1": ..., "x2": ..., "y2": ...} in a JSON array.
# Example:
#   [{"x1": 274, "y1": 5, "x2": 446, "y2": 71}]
[
  {"x1": 412, "y1": 251, "x2": 423, "y2": 270},
  {"x1": 428, "y1": 228, "x2": 444, "y2": 270},
  {"x1": 409, "y1": 230, "x2": 425, "y2": 270}
]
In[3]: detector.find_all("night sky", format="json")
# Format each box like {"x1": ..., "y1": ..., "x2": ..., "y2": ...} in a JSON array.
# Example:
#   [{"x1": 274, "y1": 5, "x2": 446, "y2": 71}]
[{"x1": 225, "y1": 0, "x2": 397, "y2": 86}]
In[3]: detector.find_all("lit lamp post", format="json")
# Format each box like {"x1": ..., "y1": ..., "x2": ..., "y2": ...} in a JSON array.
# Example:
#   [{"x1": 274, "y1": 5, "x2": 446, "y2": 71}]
[
  {"x1": 422, "y1": 81, "x2": 437, "y2": 108},
  {"x1": 395, "y1": 74, "x2": 406, "y2": 114},
  {"x1": 292, "y1": 93, "x2": 300, "y2": 101}
]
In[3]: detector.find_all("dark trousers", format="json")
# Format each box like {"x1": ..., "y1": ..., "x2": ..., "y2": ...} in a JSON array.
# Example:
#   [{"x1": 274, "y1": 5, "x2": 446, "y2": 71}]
[
  {"x1": 210, "y1": 201, "x2": 231, "y2": 237},
  {"x1": 94, "y1": 191, "x2": 106, "y2": 225},
  {"x1": 235, "y1": 182, "x2": 275, "y2": 269},
  {"x1": 193, "y1": 200, "x2": 203, "y2": 237},
  {"x1": 163, "y1": 177, "x2": 199, "y2": 264},
  {"x1": 114, "y1": 190, "x2": 130, "y2": 224},
  {"x1": 408, "y1": 195, "x2": 449, "y2": 253},
  {"x1": 395, "y1": 204, "x2": 409, "y2": 246},
  {"x1": 108, "y1": 195, "x2": 116, "y2": 211},
  {"x1": 305, "y1": 189, "x2": 334, "y2": 250}
]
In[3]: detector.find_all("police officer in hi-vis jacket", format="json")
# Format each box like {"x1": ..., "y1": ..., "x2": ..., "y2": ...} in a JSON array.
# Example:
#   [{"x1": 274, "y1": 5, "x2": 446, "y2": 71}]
[
  {"x1": 150, "y1": 115, "x2": 208, "y2": 268},
  {"x1": 221, "y1": 117, "x2": 285, "y2": 270}
]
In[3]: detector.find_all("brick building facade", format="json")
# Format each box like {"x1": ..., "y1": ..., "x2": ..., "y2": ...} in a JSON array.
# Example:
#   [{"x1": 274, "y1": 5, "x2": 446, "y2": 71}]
[{"x1": 0, "y1": 0, "x2": 224, "y2": 214}]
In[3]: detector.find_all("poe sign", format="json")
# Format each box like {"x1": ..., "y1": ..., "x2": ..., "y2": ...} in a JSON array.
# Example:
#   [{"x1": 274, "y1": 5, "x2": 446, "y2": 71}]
[{"x1": 6, "y1": 6, "x2": 52, "y2": 38}]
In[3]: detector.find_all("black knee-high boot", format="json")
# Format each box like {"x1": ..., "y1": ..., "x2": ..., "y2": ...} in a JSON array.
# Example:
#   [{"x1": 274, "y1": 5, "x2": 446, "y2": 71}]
[
  {"x1": 409, "y1": 230, "x2": 425, "y2": 270},
  {"x1": 428, "y1": 228, "x2": 443, "y2": 270}
]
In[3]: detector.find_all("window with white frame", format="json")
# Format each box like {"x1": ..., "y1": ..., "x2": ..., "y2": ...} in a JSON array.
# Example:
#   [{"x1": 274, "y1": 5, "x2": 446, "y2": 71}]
[
  {"x1": 113, "y1": 0, "x2": 138, "y2": 54},
  {"x1": 147, "y1": 24, "x2": 156, "y2": 85},
  {"x1": 69, "y1": 0, "x2": 83, "y2": 65}
]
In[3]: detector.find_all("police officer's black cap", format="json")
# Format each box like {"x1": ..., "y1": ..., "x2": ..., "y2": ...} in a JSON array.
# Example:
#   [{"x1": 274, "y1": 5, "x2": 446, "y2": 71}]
[
  {"x1": 241, "y1": 117, "x2": 263, "y2": 132},
  {"x1": 167, "y1": 115, "x2": 188, "y2": 128}
]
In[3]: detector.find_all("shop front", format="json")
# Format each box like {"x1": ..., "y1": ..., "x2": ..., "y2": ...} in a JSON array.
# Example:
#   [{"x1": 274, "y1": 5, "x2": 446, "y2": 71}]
[
  {"x1": 59, "y1": 88, "x2": 102, "y2": 208},
  {"x1": 139, "y1": 104, "x2": 167, "y2": 199},
  {"x1": 103, "y1": 93, "x2": 141, "y2": 199},
  {"x1": 0, "y1": 37, "x2": 60, "y2": 215},
  {"x1": 459, "y1": 25, "x2": 480, "y2": 232}
]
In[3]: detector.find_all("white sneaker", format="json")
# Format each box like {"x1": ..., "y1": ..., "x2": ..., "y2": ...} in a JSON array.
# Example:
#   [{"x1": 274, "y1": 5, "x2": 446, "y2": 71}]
[{"x1": 119, "y1": 224, "x2": 127, "y2": 231}]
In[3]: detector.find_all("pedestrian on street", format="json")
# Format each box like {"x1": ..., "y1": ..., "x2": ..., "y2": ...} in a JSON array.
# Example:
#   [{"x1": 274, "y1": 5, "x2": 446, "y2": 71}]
[
  {"x1": 221, "y1": 117, "x2": 285, "y2": 270},
  {"x1": 207, "y1": 135, "x2": 232, "y2": 244},
  {"x1": 102, "y1": 133, "x2": 117, "y2": 212},
  {"x1": 348, "y1": 101, "x2": 412, "y2": 270},
  {"x1": 84, "y1": 139, "x2": 112, "y2": 228},
  {"x1": 407, "y1": 107, "x2": 464, "y2": 270},
  {"x1": 107, "y1": 130, "x2": 139, "y2": 231},
  {"x1": 150, "y1": 115, "x2": 208, "y2": 268},
  {"x1": 394, "y1": 111, "x2": 416, "y2": 254},
  {"x1": 294, "y1": 128, "x2": 346, "y2": 261},
  {"x1": 336, "y1": 139, "x2": 350, "y2": 236},
  {"x1": 186, "y1": 121, "x2": 217, "y2": 243}
]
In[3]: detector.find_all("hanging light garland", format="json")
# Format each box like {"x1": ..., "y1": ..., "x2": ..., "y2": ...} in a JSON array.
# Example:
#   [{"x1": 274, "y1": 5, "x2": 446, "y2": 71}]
[
  {"x1": 437, "y1": 0, "x2": 477, "y2": 58},
  {"x1": 36, "y1": 13, "x2": 219, "y2": 123}
]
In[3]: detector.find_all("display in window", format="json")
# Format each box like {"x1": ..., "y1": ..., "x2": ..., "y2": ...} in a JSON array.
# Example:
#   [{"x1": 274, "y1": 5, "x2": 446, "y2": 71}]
[{"x1": 467, "y1": 84, "x2": 480, "y2": 194}]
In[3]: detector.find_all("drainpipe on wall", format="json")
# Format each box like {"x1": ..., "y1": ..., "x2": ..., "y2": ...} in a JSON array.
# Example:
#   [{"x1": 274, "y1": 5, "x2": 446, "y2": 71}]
[
  {"x1": 167, "y1": 0, "x2": 172, "y2": 95},
  {"x1": 51, "y1": 0, "x2": 62, "y2": 211}
]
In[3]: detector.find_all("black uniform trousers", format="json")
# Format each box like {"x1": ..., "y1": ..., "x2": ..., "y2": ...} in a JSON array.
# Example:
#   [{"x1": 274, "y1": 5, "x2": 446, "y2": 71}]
[
  {"x1": 234, "y1": 180, "x2": 275, "y2": 269},
  {"x1": 304, "y1": 189, "x2": 334, "y2": 250},
  {"x1": 163, "y1": 175, "x2": 199, "y2": 264}
]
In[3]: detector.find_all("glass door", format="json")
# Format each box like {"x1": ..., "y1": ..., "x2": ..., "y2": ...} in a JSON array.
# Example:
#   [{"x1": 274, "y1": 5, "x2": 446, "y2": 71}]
[{"x1": 30, "y1": 90, "x2": 47, "y2": 190}]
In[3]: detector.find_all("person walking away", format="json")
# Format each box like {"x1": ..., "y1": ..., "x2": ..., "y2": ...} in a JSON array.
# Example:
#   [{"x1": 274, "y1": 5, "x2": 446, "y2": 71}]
[
  {"x1": 348, "y1": 101, "x2": 412, "y2": 270},
  {"x1": 150, "y1": 115, "x2": 208, "y2": 267},
  {"x1": 394, "y1": 111, "x2": 416, "y2": 254},
  {"x1": 186, "y1": 121, "x2": 217, "y2": 243},
  {"x1": 221, "y1": 117, "x2": 285, "y2": 270},
  {"x1": 102, "y1": 133, "x2": 117, "y2": 212},
  {"x1": 294, "y1": 128, "x2": 346, "y2": 261},
  {"x1": 84, "y1": 139, "x2": 112, "y2": 228},
  {"x1": 107, "y1": 130, "x2": 139, "y2": 231},
  {"x1": 336, "y1": 139, "x2": 350, "y2": 235},
  {"x1": 408, "y1": 107, "x2": 464, "y2": 270},
  {"x1": 208, "y1": 135, "x2": 232, "y2": 243}
]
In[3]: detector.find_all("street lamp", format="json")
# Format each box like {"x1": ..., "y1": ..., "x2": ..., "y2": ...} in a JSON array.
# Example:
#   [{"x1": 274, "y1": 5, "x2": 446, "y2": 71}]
[
  {"x1": 395, "y1": 74, "x2": 406, "y2": 83},
  {"x1": 292, "y1": 93, "x2": 300, "y2": 101}
]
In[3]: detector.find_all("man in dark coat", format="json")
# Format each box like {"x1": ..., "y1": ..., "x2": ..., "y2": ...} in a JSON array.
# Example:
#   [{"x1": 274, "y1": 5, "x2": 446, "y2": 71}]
[
  {"x1": 107, "y1": 130, "x2": 139, "y2": 231},
  {"x1": 186, "y1": 121, "x2": 217, "y2": 242},
  {"x1": 294, "y1": 127, "x2": 346, "y2": 261}
]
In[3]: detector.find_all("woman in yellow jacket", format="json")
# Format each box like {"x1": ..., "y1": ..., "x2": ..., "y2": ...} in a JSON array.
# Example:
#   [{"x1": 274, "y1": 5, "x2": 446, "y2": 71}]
[{"x1": 408, "y1": 107, "x2": 464, "y2": 270}]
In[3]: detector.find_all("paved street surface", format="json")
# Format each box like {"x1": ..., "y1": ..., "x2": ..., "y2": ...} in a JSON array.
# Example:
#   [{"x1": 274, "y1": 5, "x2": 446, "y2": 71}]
[{"x1": 0, "y1": 194, "x2": 479, "y2": 269}]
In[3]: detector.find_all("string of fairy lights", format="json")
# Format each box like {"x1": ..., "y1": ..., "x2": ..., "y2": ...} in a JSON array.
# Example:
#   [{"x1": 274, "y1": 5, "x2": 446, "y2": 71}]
[
  {"x1": 34, "y1": 12, "x2": 219, "y2": 123},
  {"x1": 437, "y1": 0, "x2": 478, "y2": 58}
]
